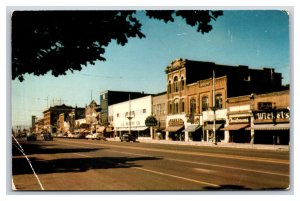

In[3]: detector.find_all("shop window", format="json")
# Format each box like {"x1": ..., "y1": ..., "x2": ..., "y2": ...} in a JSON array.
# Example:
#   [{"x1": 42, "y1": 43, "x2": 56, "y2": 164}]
[{"x1": 202, "y1": 96, "x2": 209, "y2": 111}]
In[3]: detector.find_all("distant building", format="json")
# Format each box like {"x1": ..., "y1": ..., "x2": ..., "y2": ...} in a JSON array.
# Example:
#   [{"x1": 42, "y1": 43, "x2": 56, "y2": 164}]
[
  {"x1": 43, "y1": 104, "x2": 74, "y2": 133},
  {"x1": 100, "y1": 90, "x2": 151, "y2": 137}
]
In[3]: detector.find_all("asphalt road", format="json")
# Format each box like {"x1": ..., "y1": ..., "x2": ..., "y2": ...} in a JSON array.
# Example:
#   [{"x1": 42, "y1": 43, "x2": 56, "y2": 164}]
[{"x1": 11, "y1": 137, "x2": 290, "y2": 191}]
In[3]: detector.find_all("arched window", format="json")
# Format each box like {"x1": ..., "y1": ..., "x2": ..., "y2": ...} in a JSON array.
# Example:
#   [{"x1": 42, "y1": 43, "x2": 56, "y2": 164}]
[
  {"x1": 215, "y1": 94, "x2": 223, "y2": 109},
  {"x1": 174, "y1": 99, "x2": 179, "y2": 114},
  {"x1": 167, "y1": 80, "x2": 171, "y2": 93},
  {"x1": 181, "y1": 98, "x2": 185, "y2": 113},
  {"x1": 181, "y1": 77, "x2": 185, "y2": 91},
  {"x1": 168, "y1": 101, "x2": 172, "y2": 114},
  {"x1": 190, "y1": 98, "x2": 196, "y2": 114},
  {"x1": 173, "y1": 76, "x2": 179, "y2": 92},
  {"x1": 202, "y1": 96, "x2": 209, "y2": 111}
]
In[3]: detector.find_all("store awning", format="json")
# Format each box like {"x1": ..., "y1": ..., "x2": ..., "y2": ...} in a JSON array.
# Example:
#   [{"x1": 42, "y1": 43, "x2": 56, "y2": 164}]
[
  {"x1": 183, "y1": 125, "x2": 202, "y2": 132},
  {"x1": 246, "y1": 123, "x2": 290, "y2": 130},
  {"x1": 163, "y1": 125, "x2": 184, "y2": 132},
  {"x1": 220, "y1": 124, "x2": 249, "y2": 131},
  {"x1": 203, "y1": 124, "x2": 222, "y2": 131},
  {"x1": 132, "y1": 127, "x2": 148, "y2": 131},
  {"x1": 115, "y1": 127, "x2": 148, "y2": 131}
]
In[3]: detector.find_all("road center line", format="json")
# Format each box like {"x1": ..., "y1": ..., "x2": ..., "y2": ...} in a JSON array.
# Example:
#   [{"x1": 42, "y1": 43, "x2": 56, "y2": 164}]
[
  {"x1": 102, "y1": 149, "x2": 289, "y2": 177},
  {"x1": 133, "y1": 166, "x2": 220, "y2": 188},
  {"x1": 68, "y1": 143, "x2": 289, "y2": 178},
  {"x1": 56, "y1": 139, "x2": 289, "y2": 165}
]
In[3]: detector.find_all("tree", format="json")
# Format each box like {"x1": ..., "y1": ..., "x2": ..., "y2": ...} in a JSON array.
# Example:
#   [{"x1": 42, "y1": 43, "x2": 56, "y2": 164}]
[{"x1": 12, "y1": 10, "x2": 223, "y2": 81}]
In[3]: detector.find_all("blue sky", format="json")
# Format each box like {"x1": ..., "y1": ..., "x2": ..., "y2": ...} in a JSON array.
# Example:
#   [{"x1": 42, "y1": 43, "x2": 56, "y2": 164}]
[{"x1": 11, "y1": 10, "x2": 290, "y2": 127}]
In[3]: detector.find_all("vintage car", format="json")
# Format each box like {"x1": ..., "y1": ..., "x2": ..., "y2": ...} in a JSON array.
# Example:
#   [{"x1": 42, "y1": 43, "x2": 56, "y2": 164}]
[
  {"x1": 26, "y1": 133, "x2": 37, "y2": 141},
  {"x1": 120, "y1": 133, "x2": 137, "y2": 142},
  {"x1": 85, "y1": 133, "x2": 106, "y2": 140}
]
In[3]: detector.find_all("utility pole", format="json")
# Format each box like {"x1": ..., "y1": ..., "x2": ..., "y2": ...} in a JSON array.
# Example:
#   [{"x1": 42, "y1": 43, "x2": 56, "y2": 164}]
[{"x1": 213, "y1": 69, "x2": 217, "y2": 145}]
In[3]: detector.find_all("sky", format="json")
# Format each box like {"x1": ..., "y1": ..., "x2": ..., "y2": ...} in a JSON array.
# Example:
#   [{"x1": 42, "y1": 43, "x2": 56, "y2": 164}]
[{"x1": 11, "y1": 9, "x2": 290, "y2": 128}]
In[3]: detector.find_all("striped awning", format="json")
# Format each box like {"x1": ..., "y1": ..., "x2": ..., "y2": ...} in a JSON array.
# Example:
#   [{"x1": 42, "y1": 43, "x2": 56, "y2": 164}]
[
  {"x1": 246, "y1": 123, "x2": 290, "y2": 130},
  {"x1": 203, "y1": 124, "x2": 223, "y2": 130},
  {"x1": 163, "y1": 125, "x2": 184, "y2": 132},
  {"x1": 220, "y1": 124, "x2": 249, "y2": 131},
  {"x1": 183, "y1": 125, "x2": 202, "y2": 132}
]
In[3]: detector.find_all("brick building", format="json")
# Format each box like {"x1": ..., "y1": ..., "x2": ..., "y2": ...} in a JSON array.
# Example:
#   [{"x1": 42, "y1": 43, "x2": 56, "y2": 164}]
[
  {"x1": 224, "y1": 90, "x2": 290, "y2": 145},
  {"x1": 164, "y1": 58, "x2": 288, "y2": 142}
]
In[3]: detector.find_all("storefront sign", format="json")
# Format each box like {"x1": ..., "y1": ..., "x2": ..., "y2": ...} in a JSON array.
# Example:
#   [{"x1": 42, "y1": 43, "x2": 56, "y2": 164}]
[
  {"x1": 169, "y1": 118, "x2": 184, "y2": 126},
  {"x1": 229, "y1": 116, "x2": 249, "y2": 123},
  {"x1": 253, "y1": 109, "x2": 290, "y2": 123}
]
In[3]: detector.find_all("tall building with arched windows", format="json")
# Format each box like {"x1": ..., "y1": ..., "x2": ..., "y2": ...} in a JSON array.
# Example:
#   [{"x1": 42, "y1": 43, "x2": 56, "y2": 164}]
[{"x1": 164, "y1": 58, "x2": 288, "y2": 142}]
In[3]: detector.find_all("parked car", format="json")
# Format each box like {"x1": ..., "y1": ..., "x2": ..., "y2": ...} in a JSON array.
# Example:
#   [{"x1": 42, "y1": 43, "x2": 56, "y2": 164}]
[
  {"x1": 57, "y1": 133, "x2": 67, "y2": 138},
  {"x1": 120, "y1": 133, "x2": 137, "y2": 142},
  {"x1": 43, "y1": 133, "x2": 53, "y2": 141},
  {"x1": 26, "y1": 133, "x2": 37, "y2": 141},
  {"x1": 71, "y1": 133, "x2": 85, "y2": 139},
  {"x1": 85, "y1": 133, "x2": 106, "y2": 140}
]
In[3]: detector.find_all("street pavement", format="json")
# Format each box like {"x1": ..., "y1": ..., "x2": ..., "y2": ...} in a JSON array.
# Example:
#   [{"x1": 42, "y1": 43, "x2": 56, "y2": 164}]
[{"x1": 11, "y1": 137, "x2": 290, "y2": 191}]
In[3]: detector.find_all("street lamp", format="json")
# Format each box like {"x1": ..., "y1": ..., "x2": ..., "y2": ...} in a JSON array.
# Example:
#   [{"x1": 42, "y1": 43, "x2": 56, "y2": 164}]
[{"x1": 125, "y1": 94, "x2": 134, "y2": 135}]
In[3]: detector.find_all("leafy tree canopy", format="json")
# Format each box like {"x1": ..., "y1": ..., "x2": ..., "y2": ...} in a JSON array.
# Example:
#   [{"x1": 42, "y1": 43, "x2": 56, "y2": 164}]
[{"x1": 12, "y1": 10, "x2": 223, "y2": 81}]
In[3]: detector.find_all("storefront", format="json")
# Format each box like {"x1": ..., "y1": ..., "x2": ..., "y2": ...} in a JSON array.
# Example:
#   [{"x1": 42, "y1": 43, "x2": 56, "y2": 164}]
[
  {"x1": 221, "y1": 114, "x2": 251, "y2": 143},
  {"x1": 203, "y1": 122, "x2": 224, "y2": 142},
  {"x1": 183, "y1": 124, "x2": 202, "y2": 141},
  {"x1": 247, "y1": 109, "x2": 290, "y2": 145},
  {"x1": 164, "y1": 117, "x2": 186, "y2": 141}
]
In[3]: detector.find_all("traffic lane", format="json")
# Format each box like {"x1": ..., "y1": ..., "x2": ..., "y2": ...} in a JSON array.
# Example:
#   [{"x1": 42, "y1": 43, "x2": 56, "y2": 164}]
[
  {"x1": 56, "y1": 139, "x2": 289, "y2": 176},
  {"x1": 56, "y1": 140, "x2": 289, "y2": 190},
  {"x1": 102, "y1": 140, "x2": 290, "y2": 160},
  {"x1": 51, "y1": 142, "x2": 221, "y2": 190},
  {"x1": 97, "y1": 146, "x2": 289, "y2": 190},
  {"x1": 13, "y1": 140, "x2": 218, "y2": 190}
]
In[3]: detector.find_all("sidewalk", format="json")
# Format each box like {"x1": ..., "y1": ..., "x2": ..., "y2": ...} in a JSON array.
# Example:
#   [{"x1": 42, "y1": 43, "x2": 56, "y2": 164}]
[{"x1": 106, "y1": 138, "x2": 290, "y2": 151}]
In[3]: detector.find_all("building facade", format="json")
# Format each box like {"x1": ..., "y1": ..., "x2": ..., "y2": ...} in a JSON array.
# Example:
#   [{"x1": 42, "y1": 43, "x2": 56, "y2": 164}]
[
  {"x1": 109, "y1": 95, "x2": 152, "y2": 139},
  {"x1": 43, "y1": 104, "x2": 74, "y2": 133},
  {"x1": 224, "y1": 90, "x2": 290, "y2": 145},
  {"x1": 152, "y1": 92, "x2": 167, "y2": 139},
  {"x1": 100, "y1": 90, "x2": 150, "y2": 126},
  {"x1": 164, "y1": 58, "x2": 288, "y2": 142}
]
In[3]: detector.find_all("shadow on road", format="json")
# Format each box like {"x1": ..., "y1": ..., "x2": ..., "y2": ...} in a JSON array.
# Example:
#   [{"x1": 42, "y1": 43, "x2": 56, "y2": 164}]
[
  {"x1": 12, "y1": 156, "x2": 162, "y2": 175},
  {"x1": 12, "y1": 140, "x2": 102, "y2": 156}
]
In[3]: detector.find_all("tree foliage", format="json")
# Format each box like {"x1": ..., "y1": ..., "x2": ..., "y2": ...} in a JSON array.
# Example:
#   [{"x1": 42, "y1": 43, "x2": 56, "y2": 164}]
[{"x1": 12, "y1": 10, "x2": 223, "y2": 81}]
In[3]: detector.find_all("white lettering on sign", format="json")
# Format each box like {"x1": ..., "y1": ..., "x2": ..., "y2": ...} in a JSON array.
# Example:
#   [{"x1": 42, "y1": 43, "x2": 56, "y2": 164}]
[
  {"x1": 229, "y1": 117, "x2": 249, "y2": 123},
  {"x1": 254, "y1": 110, "x2": 290, "y2": 120}
]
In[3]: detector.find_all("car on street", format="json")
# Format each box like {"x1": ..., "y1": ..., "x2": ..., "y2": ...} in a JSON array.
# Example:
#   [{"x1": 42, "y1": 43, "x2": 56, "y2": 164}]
[
  {"x1": 120, "y1": 133, "x2": 137, "y2": 142},
  {"x1": 71, "y1": 133, "x2": 85, "y2": 139},
  {"x1": 43, "y1": 133, "x2": 53, "y2": 141},
  {"x1": 85, "y1": 133, "x2": 106, "y2": 140},
  {"x1": 26, "y1": 133, "x2": 37, "y2": 141}
]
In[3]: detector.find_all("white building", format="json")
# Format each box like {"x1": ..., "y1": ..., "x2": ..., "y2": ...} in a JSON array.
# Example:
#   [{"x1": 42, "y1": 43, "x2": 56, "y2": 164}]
[{"x1": 109, "y1": 95, "x2": 152, "y2": 139}]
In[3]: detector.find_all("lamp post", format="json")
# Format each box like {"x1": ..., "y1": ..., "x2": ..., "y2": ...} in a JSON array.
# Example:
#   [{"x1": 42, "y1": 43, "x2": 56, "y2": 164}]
[{"x1": 125, "y1": 94, "x2": 134, "y2": 135}]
